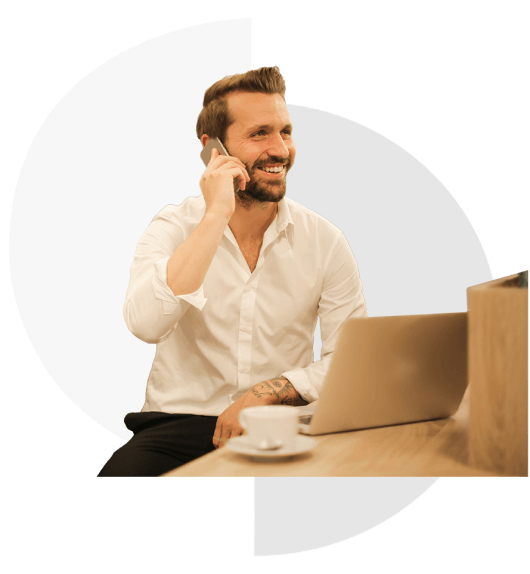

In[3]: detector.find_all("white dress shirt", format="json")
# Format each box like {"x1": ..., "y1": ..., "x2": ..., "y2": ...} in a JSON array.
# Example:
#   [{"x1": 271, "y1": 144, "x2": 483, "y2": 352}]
[{"x1": 124, "y1": 195, "x2": 368, "y2": 416}]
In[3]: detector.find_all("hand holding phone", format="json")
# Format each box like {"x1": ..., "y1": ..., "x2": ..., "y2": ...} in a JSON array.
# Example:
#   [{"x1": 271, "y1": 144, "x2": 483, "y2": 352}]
[
  {"x1": 201, "y1": 138, "x2": 248, "y2": 193},
  {"x1": 199, "y1": 137, "x2": 250, "y2": 217}
]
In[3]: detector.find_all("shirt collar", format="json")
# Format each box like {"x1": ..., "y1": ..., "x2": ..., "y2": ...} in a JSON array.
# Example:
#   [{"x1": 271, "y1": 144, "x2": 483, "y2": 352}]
[
  {"x1": 276, "y1": 198, "x2": 294, "y2": 235},
  {"x1": 221, "y1": 197, "x2": 295, "y2": 247}
]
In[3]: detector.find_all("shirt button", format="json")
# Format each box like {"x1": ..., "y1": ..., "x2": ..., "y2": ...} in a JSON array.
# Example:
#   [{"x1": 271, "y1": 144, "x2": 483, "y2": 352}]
[{"x1": 240, "y1": 366, "x2": 249, "y2": 373}]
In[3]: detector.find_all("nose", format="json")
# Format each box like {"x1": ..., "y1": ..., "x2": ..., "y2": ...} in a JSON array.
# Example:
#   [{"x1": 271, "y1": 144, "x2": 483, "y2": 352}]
[{"x1": 266, "y1": 132, "x2": 290, "y2": 159}]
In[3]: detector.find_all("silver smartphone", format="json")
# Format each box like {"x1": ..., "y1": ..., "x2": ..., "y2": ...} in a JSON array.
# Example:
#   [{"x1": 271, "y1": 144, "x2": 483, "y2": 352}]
[{"x1": 200, "y1": 137, "x2": 239, "y2": 193}]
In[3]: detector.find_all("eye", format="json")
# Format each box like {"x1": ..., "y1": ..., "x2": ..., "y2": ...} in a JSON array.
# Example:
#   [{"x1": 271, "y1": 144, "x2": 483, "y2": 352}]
[{"x1": 252, "y1": 128, "x2": 291, "y2": 137}]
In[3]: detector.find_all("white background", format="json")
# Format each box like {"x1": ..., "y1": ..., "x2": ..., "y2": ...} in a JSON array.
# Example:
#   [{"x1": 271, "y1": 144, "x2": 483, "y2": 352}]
[{"x1": 9, "y1": 18, "x2": 492, "y2": 556}]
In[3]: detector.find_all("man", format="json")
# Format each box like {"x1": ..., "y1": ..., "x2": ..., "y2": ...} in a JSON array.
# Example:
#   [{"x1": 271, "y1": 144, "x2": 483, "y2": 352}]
[{"x1": 98, "y1": 66, "x2": 367, "y2": 477}]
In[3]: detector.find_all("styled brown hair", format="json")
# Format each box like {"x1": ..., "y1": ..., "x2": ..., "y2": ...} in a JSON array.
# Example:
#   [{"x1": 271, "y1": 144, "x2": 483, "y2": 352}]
[{"x1": 196, "y1": 66, "x2": 286, "y2": 142}]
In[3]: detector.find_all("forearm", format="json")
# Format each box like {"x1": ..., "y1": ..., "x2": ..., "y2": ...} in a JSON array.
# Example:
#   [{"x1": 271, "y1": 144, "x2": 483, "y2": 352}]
[
  {"x1": 166, "y1": 211, "x2": 230, "y2": 296},
  {"x1": 250, "y1": 376, "x2": 308, "y2": 406}
]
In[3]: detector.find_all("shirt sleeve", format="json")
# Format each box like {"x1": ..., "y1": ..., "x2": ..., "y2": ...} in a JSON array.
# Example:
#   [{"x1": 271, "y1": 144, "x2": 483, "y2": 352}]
[
  {"x1": 123, "y1": 206, "x2": 208, "y2": 344},
  {"x1": 281, "y1": 231, "x2": 368, "y2": 402}
]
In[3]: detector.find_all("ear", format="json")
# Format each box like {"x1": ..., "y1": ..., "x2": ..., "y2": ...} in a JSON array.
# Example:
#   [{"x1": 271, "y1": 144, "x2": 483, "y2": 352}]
[{"x1": 200, "y1": 134, "x2": 210, "y2": 148}]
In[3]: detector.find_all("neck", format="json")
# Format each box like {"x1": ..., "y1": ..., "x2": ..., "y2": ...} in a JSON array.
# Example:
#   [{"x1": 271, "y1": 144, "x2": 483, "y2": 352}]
[{"x1": 229, "y1": 199, "x2": 279, "y2": 241}]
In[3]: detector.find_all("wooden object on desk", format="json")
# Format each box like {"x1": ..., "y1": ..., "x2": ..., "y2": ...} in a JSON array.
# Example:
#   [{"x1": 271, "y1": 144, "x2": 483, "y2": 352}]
[{"x1": 467, "y1": 273, "x2": 528, "y2": 476}]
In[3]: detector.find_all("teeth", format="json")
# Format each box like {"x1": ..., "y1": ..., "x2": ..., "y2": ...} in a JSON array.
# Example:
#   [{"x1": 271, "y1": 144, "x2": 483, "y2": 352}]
[{"x1": 260, "y1": 166, "x2": 284, "y2": 173}]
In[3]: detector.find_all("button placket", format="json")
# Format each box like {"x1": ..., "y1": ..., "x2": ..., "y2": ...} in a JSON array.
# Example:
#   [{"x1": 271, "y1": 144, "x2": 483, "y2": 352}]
[
  {"x1": 235, "y1": 223, "x2": 281, "y2": 392},
  {"x1": 236, "y1": 279, "x2": 258, "y2": 390}
]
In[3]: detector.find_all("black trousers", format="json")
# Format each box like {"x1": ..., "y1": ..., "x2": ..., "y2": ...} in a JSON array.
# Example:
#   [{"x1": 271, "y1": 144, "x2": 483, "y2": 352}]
[{"x1": 97, "y1": 412, "x2": 218, "y2": 477}]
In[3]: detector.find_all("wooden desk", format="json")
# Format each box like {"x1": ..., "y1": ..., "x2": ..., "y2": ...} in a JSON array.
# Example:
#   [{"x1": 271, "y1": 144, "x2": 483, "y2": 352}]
[
  {"x1": 162, "y1": 388, "x2": 498, "y2": 477},
  {"x1": 163, "y1": 272, "x2": 527, "y2": 478}
]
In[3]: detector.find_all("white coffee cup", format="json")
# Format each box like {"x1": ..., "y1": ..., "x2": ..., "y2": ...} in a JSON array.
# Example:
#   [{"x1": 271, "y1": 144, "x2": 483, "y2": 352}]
[{"x1": 239, "y1": 405, "x2": 299, "y2": 450}]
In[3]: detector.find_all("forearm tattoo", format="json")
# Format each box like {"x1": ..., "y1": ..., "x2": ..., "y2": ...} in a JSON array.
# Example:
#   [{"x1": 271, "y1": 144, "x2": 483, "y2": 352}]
[{"x1": 250, "y1": 376, "x2": 308, "y2": 406}]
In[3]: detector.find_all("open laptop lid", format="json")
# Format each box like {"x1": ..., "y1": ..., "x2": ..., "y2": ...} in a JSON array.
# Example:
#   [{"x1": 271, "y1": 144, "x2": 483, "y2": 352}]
[{"x1": 306, "y1": 312, "x2": 468, "y2": 435}]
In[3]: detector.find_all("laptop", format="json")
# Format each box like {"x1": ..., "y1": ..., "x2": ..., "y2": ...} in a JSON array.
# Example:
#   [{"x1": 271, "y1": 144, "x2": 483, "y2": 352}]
[{"x1": 297, "y1": 312, "x2": 468, "y2": 435}]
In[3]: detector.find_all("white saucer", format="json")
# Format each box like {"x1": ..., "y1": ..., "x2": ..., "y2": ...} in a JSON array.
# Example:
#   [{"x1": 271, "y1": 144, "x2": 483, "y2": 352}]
[{"x1": 225, "y1": 435, "x2": 317, "y2": 458}]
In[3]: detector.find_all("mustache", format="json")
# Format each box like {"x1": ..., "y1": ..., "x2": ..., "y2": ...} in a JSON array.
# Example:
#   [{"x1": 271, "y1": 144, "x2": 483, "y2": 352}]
[{"x1": 253, "y1": 156, "x2": 291, "y2": 170}]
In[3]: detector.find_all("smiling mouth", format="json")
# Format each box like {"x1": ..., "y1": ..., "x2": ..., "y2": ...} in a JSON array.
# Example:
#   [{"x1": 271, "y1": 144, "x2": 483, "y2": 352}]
[{"x1": 257, "y1": 165, "x2": 285, "y2": 174}]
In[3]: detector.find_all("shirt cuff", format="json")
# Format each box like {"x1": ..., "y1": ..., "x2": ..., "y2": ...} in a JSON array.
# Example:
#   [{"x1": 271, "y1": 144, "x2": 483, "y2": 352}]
[
  {"x1": 281, "y1": 368, "x2": 320, "y2": 404},
  {"x1": 153, "y1": 257, "x2": 208, "y2": 315}
]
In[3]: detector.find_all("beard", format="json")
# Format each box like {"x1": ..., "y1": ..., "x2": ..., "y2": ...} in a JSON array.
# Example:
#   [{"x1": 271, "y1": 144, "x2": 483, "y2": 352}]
[{"x1": 236, "y1": 155, "x2": 291, "y2": 206}]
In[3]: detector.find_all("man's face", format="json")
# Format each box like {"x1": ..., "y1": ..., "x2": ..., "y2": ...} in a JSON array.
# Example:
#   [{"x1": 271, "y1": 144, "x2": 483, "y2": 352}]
[{"x1": 223, "y1": 91, "x2": 296, "y2": 204}]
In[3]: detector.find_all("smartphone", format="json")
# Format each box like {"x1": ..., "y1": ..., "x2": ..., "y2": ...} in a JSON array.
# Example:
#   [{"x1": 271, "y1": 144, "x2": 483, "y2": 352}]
[
  {"x1": 200, "y1": 137, "x2": 240, "y2": 193},
  {"x1": 200, "y1": 137, "x2": 229, "y2": 165}
]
